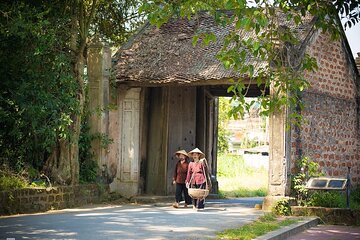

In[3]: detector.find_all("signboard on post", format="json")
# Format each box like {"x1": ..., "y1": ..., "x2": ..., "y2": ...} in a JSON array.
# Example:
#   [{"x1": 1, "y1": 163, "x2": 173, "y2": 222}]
[{"x1": 306, "y1": 177, "x2": 348, "y2": 190}]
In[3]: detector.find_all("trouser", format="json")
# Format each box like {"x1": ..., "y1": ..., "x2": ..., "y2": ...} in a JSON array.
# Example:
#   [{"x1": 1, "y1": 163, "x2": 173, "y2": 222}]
[
  {"x1": 192, "y1": 182, "x2": 206, "y2": 209},
  {"x1": 175, "y1": 183, "x2": 192, "y2": 204}
]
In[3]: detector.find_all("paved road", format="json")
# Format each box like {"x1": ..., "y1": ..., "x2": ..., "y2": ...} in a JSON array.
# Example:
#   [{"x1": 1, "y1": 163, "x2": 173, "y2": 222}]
[
  {"x1": 286, "y1": 225, "x2": 360, "y2": 240},
  {"x1": 0, "y1": 198, "x2": 264, "y2": 240}
]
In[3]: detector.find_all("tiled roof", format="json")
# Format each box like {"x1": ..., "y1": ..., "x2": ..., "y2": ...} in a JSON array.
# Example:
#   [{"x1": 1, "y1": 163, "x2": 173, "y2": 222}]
[{"x1": 113, "y1": 11, "x2": 314, "y2": 86}]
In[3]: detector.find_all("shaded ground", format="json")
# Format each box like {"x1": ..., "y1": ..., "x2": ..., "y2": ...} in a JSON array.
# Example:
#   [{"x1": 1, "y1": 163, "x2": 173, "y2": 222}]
[
  {"x1": 0, "y1": 198, "x2": 264, "y2": 240},
  {"x1": 286, "y1": 225, "x2": 360, "y2": 240}
]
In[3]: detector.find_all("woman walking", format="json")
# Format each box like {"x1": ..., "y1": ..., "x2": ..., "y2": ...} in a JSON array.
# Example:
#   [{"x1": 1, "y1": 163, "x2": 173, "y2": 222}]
[
  {"x1": 172, "y1": 150, "x2": 192, "y2": 208},
  {"x1": 186, "y1": 148, "x2": 210, "y2": 211}
]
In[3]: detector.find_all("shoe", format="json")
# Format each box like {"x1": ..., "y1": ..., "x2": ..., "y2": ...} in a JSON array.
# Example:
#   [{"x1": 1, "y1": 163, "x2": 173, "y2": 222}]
[
  {"x1": 172, "y1": 202, "x2": 179, "y2": 208},
  {"x1": 193, "y1": 205, "x2": 197, "y2": 210}
]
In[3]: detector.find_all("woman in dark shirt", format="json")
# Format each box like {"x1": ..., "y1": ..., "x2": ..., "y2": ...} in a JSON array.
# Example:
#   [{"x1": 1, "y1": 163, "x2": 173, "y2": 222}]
[{"x1": 172, "y1": 150, "x2": 192, "y2": 208}]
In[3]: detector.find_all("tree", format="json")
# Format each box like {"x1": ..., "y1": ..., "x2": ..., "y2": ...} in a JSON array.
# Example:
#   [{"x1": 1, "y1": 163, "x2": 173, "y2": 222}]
[
  {"x1": 140, "y1": 0, "x2": 360, "y2": 122},
  {"x1": 40, "y1": 0, "x2": 142, "y2": 185},
  {"x1": 0, "y1": 2, "x2": 78, "y2": 175},
  {"x1": 217, "y1": 98, "x2": 232, "y2": 153},
  {"x1": 0, "y1": 0, "x2": 143, "y2": 184}
]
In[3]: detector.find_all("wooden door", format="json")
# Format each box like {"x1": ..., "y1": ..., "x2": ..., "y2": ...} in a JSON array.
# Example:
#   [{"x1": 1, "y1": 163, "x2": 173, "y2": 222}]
[
  {"x1": 120, "y1": 90, "x2": 140, "y2": 182},
  {"x1": 112, "y1": 88, "x2": 140, "y2": 197},
  {"x1": 166, "y1": 87, "x2": 196, "y2": 194}
]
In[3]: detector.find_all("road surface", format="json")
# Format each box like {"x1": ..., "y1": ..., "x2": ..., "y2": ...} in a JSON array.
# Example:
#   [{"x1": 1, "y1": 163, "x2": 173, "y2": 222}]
[{"x1": 0, "y1": 198, "x2": 264, "y2": 240}]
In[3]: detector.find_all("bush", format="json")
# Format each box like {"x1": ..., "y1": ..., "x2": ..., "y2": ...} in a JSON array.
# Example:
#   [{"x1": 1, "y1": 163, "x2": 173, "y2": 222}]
[
  {"x1": 351, "y1": 186, "x2": 360, "y2": 204},
  {"x1": 79, "y1": 107, "x2": 99, "y2": 184},
  {"x1": 0, "y1": 169, "x2": 28, "y2": 191},
  {"x1": 291, "y1": 156, "x2": 323, "y2": 206},
  {"x1": 308, "y1": 191, "x2": 346, "y2": 208},
  {"x1": 272, "y1": 198, "x2": 292, "y2": 216},
  {"x1": 304, "y1": 187, "x2": 360, "y2": 209},
  {"x1": 30, "y1": 180, "x2": 47, "y2": 188}
]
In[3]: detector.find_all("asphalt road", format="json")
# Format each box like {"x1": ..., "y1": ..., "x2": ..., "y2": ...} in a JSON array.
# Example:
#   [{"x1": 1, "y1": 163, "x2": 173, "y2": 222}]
[{"x1": 0, "y1": 198, "x2": 264, "y2": 240}]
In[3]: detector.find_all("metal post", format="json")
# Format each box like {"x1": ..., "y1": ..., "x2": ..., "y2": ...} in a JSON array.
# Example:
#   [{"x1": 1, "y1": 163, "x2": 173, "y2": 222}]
[{"x1": 346, "y1": 167, "x2": 351, "y2": 208}]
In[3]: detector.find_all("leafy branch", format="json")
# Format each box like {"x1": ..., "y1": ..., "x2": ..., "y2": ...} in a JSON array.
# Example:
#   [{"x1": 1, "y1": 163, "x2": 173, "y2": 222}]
[{"x1": 140, "y1": 0, "x2": 358, "y2": 125}]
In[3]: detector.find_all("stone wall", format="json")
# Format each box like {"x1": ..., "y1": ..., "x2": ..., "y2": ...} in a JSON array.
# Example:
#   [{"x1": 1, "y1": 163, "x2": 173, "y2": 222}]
[
  {"x1": 294, "y1": 92, "x2": 359, "y2": 180},
  {"x1": 292, "y1": 206, "x2": 360, "y2": 225},
  {"x1": 290, "y1": 31, "x2": 360, "y2": 185},
  {"x1": 0, "y1": 184, "x2": 109, "y2": 216}
]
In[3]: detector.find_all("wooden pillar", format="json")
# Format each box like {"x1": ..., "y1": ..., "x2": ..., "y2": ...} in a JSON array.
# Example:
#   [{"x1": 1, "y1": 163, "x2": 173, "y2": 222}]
[
  {"x1": 212, "y1": 97, "x2": 219, "y2": 193},
  {"x1": 195, "y1": 87, "x2": 218, "y2": 193},
  {"x1": 145, "y1": 87, "x2": 169, "y2": 195},
  {"x1": 196, "y1": 87, "x2": 206, "y2": 151}
]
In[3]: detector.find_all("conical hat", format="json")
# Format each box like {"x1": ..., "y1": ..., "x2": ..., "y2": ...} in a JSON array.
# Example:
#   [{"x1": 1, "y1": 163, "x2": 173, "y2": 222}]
[
  {"x1": 174, "y1": 150, "x2": 189, "y2": 158},
  {"x1": 188, "y1": 148, "x2": 205, "y2": 159}
]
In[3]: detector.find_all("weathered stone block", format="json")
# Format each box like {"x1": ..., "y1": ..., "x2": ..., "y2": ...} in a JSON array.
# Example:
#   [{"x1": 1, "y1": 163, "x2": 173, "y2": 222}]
[
  {"x1": 63, "y1": 194, "x2": 69, "y2": 202},
  {"x1": 20, "y1": 197, "x2": 29, "y2": 204},
  {"x1": 31, "y1": 196, "x2": 39, "y2": 203},
  {"x1": 55, "y1": 195, "x2": 63, "y2": 202},
  {"x1": 48, "y1": 195, "x2": 55, "y2": 202},
  {"x1": 40, "y1": 196, "x2": 47, "y2": 202}
]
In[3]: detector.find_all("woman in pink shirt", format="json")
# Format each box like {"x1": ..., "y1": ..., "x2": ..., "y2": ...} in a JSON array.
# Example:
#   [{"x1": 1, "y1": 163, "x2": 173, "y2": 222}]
[{"x1": 186, "y1": 148, "x2": 210, "y2": 210}]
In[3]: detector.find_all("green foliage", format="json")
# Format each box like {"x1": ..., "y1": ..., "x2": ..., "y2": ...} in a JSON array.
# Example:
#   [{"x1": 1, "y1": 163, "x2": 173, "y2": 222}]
[
  {"x1": 217, "y1": 153, "x2": 268, "y2": 197},
  {"x1": 259, "y1": 213, "x2": 276, "y2": 222},
  {"x1": 272, "y1": 198, "x2": 292, "y2": 216},
  {"x1": 30, "y1": 180, "x2": 47, "y2": 188},
  {"x1": 0, "y1": 176, "x2": 27, "y2": 191},
  {"x1": 0, "y1": 168, "x2": 28, "y2": 191},
  {"x1": 220, "y1": 188, "x2": 267, "y2": 198},
  {"x1": 78, "y1": 91, "x2": 115, "y2": 184},
  {"x1": 0, "y1": 0, "x2": 140, "y2": 184},
  {"x1": 308, "y1": 191, "x2": 346, "y2": 208},
  {"x1": 216, "y1": 212, "x2": 297, "y2": 240},
  {"x1": 217, "y1": 154, "x2": 256, "y2": 178},
  {"x1": 291, "y1": 156, "x2": 322, "y2": 206},
  {"x1": 79, "y1": 106, "x2": 99, "y2": 183},
  {"x1": 140, "y1": 0, "x2": 359, "y2": 126},
  {"x1": 79, "y1": 158, "x2": 99, "y2": 184},
  {"x1": 0, "y1": 1, "x2": 78, "y2": 173},
  {"x1": 351, "y1": 186, "x2": 360, "y2": 204},
  {"x1": 217, "y1": 127, "x2": 230, "y2": 154},
  {"x1": 93, "y1": 0, "x2": 144, "y2": 44},
  {"x1": 240, "y1": 136, "x2": 259, "y2": 149},
  {"x1": 350, "y1": 186, "x2": 360, "y2": 210},
  {"x1": 305, "y1": 187, "x2": 360, "y2": 209},
  {"x1": 217, "y1": 97, "x2": 231, "y2": 153}
]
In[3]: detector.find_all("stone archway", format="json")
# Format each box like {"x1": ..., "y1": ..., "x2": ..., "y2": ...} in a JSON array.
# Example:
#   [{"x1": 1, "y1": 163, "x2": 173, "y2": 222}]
[
  {"x1": 87, "y1": 42, "x2": 289, "y2": 205},
  {"x1": 206, "y1": 85, "x2": 288, "y2": 210}
]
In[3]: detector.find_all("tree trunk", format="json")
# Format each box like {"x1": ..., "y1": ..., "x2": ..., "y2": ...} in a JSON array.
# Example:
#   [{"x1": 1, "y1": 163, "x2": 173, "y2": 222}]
[
  {"x1": 43, "y1": 139, "x2": 73, "y2": 185},
  {"x1": 43, "y1": 3, "x2": 88, "y2": 185},
  {"x1": 43, "y1": 57, "x2": 84, "y2": 185}
]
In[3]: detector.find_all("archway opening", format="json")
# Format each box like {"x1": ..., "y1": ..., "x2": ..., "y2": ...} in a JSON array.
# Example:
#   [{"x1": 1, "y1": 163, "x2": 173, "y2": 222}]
[{"x1": 216, "y1": 96, "x2": 269, "y2": 198}]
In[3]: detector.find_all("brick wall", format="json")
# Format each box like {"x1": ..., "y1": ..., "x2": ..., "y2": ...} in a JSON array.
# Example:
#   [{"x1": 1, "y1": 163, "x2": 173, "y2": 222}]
[
  {"x1": 290, "y1": 32, "x2": 360, "y2": 185},
  {"x1": 305, "y1": 33, "x2": 358, "y2": 99},
  {"x1": 0, "y1": 184, "x2": 109, "y2": 216}
]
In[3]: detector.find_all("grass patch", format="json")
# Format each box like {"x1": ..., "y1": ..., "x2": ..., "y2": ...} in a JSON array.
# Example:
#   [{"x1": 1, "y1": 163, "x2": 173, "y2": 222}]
[
  {"x1": 216, "y1": 213, "x2": 298, "y2": 240},
  {"x1": 217, "y1": 154, "x2": 268, "y2": 197}
]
